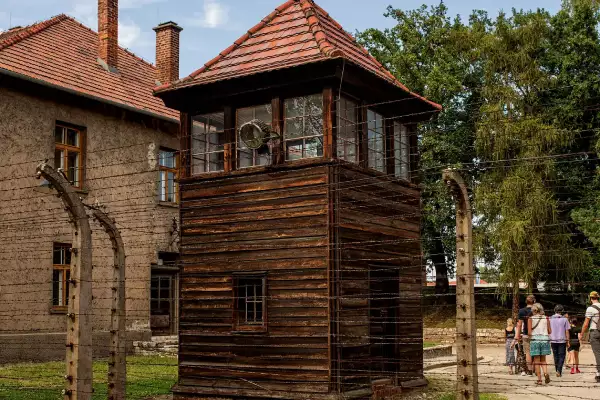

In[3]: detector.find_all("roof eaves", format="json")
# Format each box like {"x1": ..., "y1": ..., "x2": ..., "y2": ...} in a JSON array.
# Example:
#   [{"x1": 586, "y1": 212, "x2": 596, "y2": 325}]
[
  {"x1": 0, "y1": 67, "x2": 179, "y2": 123},
  {"x1": 0, "y1": 14, "x2": 69, "y2": 52}
]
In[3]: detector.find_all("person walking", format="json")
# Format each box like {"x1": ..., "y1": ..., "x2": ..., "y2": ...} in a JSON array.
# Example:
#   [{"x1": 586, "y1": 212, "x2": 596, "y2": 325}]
[
  {"x1": 516, "y1": 295, "x2": 535, "y2": 375},
  {"x1": 549, "y1": 304, "x2": 570, "y2": 377},
  {"x1": 582, "y1": 291, "x2": 600, "y2": 382},
  {"x1": 505, "y1": 318, "x2": 517, "y2": 374},
  {"x1": 568, "y1": 316, "x2": 581, "y2": 374},
  {"x1": 528, "y1": 303, "x2": 552, "y2": 385}
]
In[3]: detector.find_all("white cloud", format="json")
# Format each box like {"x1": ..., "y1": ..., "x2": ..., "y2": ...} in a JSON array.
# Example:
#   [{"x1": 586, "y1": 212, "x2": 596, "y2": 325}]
[
  {"x1": 119, "y1": 20, "x2": 141, "y2": 48},
  {"x1": 184, "y1": 0, "x2": 229, "y2": 29}
]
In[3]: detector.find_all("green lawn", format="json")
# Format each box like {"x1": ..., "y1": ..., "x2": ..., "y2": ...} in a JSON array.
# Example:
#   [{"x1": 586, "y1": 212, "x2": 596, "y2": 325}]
[
  {"x1": 424, "y1": 341, "x2": 441, "y2": 348},
  {"x1": 0, "y1": 356, "x2": 177, "y2": 400}
]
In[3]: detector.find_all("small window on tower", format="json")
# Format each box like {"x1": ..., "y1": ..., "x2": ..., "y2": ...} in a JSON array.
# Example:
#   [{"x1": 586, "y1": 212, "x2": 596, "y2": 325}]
[{"x1": 233, "y1": 275, "x2": 266, "y2": 331}]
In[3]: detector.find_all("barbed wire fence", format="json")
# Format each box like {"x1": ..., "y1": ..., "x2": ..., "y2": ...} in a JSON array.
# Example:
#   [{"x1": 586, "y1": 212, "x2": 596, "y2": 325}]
[{"x1": 1, "y1": 92, "x2": 600, "y2": 400}]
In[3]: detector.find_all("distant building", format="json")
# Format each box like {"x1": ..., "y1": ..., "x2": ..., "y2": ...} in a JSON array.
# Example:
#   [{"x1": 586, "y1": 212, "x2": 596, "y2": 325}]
[{"x1": 0, "y1": 0, "x2": 182, "y2": 362}]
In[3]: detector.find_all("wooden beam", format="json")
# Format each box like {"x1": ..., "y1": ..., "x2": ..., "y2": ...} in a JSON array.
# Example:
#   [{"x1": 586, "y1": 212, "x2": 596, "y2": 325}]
[
  {"x1": 179, "y1": 112, "x2": 191, "y2": 179},
  {"x1": 359, "y1": 103, "x2": 368, "y2": 169},
  {"x1": 224, "y1": 106, "x2": 235, "y2": 172},
  {"x1": 271, "y1": 97, "x2": 284, "y2": 165}
]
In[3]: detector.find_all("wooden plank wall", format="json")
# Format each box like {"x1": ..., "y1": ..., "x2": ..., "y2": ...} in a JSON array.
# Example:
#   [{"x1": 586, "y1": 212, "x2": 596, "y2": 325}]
[
  {"x1": 333, "y1": 165, "x2": 423, "y2": 390},
  {"x1": 176, "y1": 166, "x2": 332, "y2": 399}
]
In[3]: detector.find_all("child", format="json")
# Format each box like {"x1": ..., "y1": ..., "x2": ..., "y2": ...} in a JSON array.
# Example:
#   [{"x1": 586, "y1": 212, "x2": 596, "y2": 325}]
[
  {"x1": 568, "y1": 316, "x2": 581, "y2": 374},
  {"x1": 506, "y1": 318, "x2": 517, "y2": 374}
]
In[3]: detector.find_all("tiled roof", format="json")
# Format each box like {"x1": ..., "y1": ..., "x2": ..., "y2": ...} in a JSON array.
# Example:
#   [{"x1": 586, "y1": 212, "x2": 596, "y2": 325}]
[
  {"x1": 156, "y1": 0, "x2": 440, "y2": 110},
  {"x1": 0, "y1": 15, "x2": 178, "y2": 121}
]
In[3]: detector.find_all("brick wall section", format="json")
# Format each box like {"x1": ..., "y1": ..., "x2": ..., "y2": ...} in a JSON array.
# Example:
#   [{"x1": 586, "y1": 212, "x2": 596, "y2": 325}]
[
  {"x1": 98, "y1": 0, "x2": 118, "y2": 67},
  {"x1": 153, "y1": 22, "x2": 183, "y2": 84}
]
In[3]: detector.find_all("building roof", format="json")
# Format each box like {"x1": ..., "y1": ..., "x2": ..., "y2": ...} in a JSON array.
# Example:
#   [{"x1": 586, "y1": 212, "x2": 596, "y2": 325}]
[
  {"x1": 0, "y1": 15, "x2": 178, "y2": 121},
  {"x1": 154, "y1": 0, "x2": 440, "y2": 110}
]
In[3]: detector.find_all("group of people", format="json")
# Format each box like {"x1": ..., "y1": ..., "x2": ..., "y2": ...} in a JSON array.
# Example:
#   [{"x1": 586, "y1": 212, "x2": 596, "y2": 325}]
[{"x1": 504, "y1": 292, "x2": 600, "y2": 386}]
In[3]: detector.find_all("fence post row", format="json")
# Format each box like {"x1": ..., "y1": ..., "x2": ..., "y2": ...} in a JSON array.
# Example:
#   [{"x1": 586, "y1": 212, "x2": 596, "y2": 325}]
[
  {"x1": 443, "y1": 168, "x2": 479, "y2": 400},
  {"x1": 36, "y1": 163, "x2": 93, "y2": 400},
  {"x1": 89, "y1": 205, "x2": 127, "y2": 400}
]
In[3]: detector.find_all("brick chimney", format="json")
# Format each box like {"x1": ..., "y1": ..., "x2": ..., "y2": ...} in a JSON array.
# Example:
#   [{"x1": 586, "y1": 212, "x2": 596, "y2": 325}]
[
  {"x1": 98, "y1": 0, "x2": 118, "y2": 70},
  {"x1": 153, "y1": 22, "x2": 183, "y2": 84}
]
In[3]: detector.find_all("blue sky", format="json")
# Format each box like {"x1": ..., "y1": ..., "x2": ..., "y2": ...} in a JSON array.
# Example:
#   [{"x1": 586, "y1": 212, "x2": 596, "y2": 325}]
[{"x1": 1, "y1": 0, "x2": 562, "y2": 77}]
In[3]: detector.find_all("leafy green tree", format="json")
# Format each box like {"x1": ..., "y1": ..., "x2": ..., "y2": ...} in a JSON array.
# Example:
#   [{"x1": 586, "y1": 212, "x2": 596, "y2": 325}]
[
  {"x1": 475, "y1": 8, "x2": 591, "y2": 316},
  {"x1": 357, "y1": 3, "x2": 490, "y2": 295}
]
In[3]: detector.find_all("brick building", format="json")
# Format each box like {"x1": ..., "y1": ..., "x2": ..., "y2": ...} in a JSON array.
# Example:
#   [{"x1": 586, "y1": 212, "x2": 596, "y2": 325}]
[{"x1": 0, "y1": 0, "x2": 183, "y2": 361}]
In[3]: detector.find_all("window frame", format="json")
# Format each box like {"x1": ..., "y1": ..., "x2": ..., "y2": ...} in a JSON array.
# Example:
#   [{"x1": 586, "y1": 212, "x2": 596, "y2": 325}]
[
  {"x1": 191, "y1": 112, "x2": 226, "y2": 175},
  {"x1": 393, "y1": 122, "x2": 410, "y2": 180},
  {"x1": 366, "y1": 109, "x2": 386, "y2": 173},
  {"x1": 283, "y1": 94, "x2": 324, "y2": 161},
  {"x1": 54, "y1": 123, "x2": 84, "y2": 188},
  {"x1": 236, "y1": 104, "x2": 273, "y2": 168},
  {"x1": 158, "y1": 148, "x2": 179, "y2": 203},
  {"x1": 52, "y1": 243, "x2": 71, "y2": 311},
  {"x1": 233, "y1": 274, "x2": 267, "y2": 333},
  {"x1": 336, "y1": 96, "x2": 360, "y2": 163}
]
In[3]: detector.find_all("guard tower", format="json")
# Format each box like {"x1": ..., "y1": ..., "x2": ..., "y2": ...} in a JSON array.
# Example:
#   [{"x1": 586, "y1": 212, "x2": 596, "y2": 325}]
[{"x1": 155, "y1": 0, "x2": 440, "y2": 398}]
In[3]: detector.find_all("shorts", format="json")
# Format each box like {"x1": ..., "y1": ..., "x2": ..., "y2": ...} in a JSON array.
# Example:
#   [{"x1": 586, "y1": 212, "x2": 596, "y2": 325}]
[
  {"x1": 568, "y1": 344, "x2": 580, "y2": 352},
  {"x1": 530, "y1": 335, "x2": 551, "y2": 357}
]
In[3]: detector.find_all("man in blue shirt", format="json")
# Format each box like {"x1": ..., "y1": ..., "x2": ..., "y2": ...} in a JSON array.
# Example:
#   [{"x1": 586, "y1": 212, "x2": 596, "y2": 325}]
[{"x1": 515, "y1": 295, "x2": 535, "y2": 375}]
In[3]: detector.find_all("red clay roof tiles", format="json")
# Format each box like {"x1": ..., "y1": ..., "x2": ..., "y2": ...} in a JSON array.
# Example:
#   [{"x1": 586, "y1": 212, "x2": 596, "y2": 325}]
[
  {"x1": 156, "y1": 0, "x2": 440, "y2": 110},
  {"x1": 0, "y1": 15, "x2": 178, "y2": 121}
]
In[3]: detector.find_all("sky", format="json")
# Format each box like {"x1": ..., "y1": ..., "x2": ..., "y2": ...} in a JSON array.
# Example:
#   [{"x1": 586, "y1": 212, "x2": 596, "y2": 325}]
[{"x1": 0, "y1": 0, "x2": 562, "y2": 77}]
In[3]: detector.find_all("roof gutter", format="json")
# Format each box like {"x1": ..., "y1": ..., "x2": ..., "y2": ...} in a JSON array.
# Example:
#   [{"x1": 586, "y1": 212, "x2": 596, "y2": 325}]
[{"x1": 0, "y1": 67, "x2": 179, "y2": 124}]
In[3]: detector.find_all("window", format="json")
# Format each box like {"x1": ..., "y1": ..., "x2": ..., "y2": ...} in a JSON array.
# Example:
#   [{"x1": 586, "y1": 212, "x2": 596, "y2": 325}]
[
  {"x1": 394, "y1": 122, "x2": 410, "y2": 180},
  {"x1": 191, "y1": 113, "x2": 225, "y2": 174},
  {"x1": 336, "y1": 97, "x2": 359, "y2": 163},
  {"x1": 284, "y1": 94, "x2": 323, "y2": 160},
  {"x1": 158, "y1": 149, "x2": 178, "y2": 203},
  {"x1": 54, "y1": 124, "x2": 83, "y2": 187},
  {"x1": 367, "y1": 110, "x2": 385, "y2": 172},
  {"x1": 151, "y1": 275, "x2": 173, "y2": 316},
  {"x1": 52, "y1": 243, "x2": 71, "y2": 308},
  {"x1": 234, "y1": 275, "x2": 266, "y2": 330},
  {"x1": 237, "y1": 104, "x2": 272, "y2": 168}
]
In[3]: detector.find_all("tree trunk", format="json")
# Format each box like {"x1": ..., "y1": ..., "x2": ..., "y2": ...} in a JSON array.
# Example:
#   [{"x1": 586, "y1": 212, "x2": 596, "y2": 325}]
[
  {"x1": 432, "y1": 237, "x2": 449, "y2": 296},
  {"x1": 512, "y1": 282, "x2": 520, "y2": 321}
]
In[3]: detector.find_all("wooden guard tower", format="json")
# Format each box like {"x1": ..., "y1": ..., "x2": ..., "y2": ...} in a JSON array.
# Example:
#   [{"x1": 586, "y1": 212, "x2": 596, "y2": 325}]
[{"x1": 155, "y1": 0, "x2": 440, "y2": 398}]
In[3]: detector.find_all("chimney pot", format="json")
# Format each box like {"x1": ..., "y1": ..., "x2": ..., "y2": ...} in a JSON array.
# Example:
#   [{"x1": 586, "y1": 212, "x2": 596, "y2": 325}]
[
  {"x1": 153, "y1": 21, "x2": 183, "y2": 84},
  {"x1": 98, "y1": 0, "x2": 118, "y2": 69}
]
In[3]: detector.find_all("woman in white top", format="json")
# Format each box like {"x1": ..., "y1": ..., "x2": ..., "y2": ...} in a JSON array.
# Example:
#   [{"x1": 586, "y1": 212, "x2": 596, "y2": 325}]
[{"x1": 528, "y1": 303, "x2": 552, "y2": 385}]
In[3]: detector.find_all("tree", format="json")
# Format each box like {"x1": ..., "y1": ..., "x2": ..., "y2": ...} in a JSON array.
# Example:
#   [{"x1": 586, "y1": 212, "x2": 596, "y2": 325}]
[
  {"x1": 357, "y1": 3, "x2": 490, "y2": 295},
  {"x1": 474, "y1": 8, "x2": 591, "y2": 316}
]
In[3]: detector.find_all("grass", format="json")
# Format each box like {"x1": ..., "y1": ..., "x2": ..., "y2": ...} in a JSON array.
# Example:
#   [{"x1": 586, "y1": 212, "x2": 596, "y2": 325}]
[
  {"x1": 424, "y1": 306, "x2": 511, "y2": 330},
  {"x1": 419, "y1": 377, "x2": 507, "y2": 400},
  {"x1": 0, "y1": 356, "x2": 177, "y2": 400},
  {"x1": 423, "y1": 341, "x2": 441, "y2": 348}
]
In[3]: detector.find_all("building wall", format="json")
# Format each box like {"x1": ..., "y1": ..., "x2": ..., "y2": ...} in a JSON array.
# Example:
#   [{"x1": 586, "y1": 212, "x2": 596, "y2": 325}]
[
  {"x1": 175, "y1": 165, "x2": 331, "y2": 399},
  {"x1": 0, "y1": 84, "x2": 179, "y2": 358}
]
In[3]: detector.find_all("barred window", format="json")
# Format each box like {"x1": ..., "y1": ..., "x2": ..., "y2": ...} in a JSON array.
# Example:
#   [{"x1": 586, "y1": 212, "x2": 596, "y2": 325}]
[
  {"x1": 284, "y1": 94, "x2": 323, "y2": 160},
  {"x1": 234, "y1": 275, "x2": 266, "y2": 331},
  {"x1": 367, "y1": 109, "x2": 385, "y2": 172},
  {"x1": 336, "y1": 97, "x2": 359, "y2": 163},
  {"x1": 237, "y1": 104, "x2": 272, "y2": 168},
  {"x1": 191, "y1": 113, "x2": 225, "y2": 174}
]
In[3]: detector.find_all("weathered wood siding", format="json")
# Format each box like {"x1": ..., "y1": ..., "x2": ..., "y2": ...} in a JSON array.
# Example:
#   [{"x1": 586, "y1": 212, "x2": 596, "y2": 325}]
[
  {"x1": 333, "y1": 165, "x2": 423, "y2": 389},
  {"x1": 176, "y1": 166, "x2": 332, "y2": 399}
]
